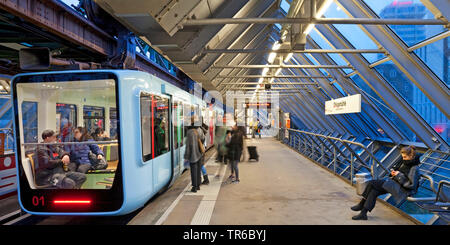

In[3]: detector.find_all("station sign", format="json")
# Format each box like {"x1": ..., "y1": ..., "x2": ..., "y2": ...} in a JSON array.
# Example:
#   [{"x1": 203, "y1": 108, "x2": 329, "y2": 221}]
[{"x1": 325, "y1": 94, "x2": 361, "y2": 115}]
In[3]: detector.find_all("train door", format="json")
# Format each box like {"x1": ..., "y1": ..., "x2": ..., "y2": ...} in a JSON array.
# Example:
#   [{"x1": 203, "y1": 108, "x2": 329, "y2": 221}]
[{"x1": 172, "y1": 100, "x2": 181, "y2": 179}]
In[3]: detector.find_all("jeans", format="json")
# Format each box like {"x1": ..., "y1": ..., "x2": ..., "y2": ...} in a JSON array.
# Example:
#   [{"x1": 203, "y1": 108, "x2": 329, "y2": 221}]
[
  {"x1": 231, "y1": 160, "x2": 239, "y2": 180},
  {"x1": 201, "y1": 165, "x2": 207, "y2": 176}
]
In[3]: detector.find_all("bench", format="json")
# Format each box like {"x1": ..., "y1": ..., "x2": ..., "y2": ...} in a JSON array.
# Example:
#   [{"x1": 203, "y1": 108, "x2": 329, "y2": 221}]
[{"x1": 406, "y1": 174, "x2": 449, "y2": 223}]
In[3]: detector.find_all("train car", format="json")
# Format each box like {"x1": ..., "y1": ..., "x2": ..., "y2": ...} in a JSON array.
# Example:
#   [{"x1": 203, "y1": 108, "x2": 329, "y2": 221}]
[{"x1": 11, "y1": 70, "x2": 222, "y2": 215}]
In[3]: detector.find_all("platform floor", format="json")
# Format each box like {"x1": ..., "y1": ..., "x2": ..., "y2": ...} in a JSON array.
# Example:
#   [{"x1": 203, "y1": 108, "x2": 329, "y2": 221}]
[{"x1": 130, "y1": 137, "x2": 415, "y2": 225}]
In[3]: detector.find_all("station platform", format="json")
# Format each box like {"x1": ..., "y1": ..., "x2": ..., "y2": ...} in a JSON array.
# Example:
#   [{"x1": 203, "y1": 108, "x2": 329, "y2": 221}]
[{"x1": 129, "y1": 137, "x2": 415, "y2": 225}]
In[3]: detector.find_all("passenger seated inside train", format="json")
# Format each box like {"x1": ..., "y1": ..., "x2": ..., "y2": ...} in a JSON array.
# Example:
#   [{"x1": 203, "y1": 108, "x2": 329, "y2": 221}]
[
  {"x1": 155, "y1": 118, "x2": 168, "y2": 155},
  {"x1": 66, "y1": 127, "x2": 107, "y2": 174},
  {"x1": 92, "y1": 127, "x2": 111, "y2": 141},
  {"x1": 34, "y1": 129, "x2": 86, "y2": 189},
  {"x1": 350, "y1": 146, "x2": 421, "y2": 220}
]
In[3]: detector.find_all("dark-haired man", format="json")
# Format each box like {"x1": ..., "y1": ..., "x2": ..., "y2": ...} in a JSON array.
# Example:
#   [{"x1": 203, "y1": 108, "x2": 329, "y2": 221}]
[{"x1": 35, "y1": 129, "x2": 86, "y2": 189}]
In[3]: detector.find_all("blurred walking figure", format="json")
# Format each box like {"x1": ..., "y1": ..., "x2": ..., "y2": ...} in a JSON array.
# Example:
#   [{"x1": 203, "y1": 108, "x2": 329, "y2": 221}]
[
  {"x1": 214, "y1": 115, "x2": 228, "y2": 178},
  {"x1": 228, "y1": 124, "x2": 244, "y2": 183},
  {"x1": 199, "y1": 122, "x2": 209, "y2": 185}
]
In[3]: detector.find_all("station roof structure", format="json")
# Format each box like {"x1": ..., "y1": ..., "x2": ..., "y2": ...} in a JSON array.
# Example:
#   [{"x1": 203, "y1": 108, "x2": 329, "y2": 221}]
[{"x1": 0, "y1": 0, "x2": 448, "y2": 150}]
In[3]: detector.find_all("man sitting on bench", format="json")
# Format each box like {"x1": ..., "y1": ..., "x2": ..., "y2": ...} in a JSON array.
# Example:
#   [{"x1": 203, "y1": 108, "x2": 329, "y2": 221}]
[{"x1": 35, "y1": 129, "x2": 86, "y2": 189}]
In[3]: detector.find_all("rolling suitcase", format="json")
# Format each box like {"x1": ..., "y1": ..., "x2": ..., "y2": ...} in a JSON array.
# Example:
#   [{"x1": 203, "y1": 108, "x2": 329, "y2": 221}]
[{"x1": 247, "y1": 146, "x2": 259, "y2": 161}]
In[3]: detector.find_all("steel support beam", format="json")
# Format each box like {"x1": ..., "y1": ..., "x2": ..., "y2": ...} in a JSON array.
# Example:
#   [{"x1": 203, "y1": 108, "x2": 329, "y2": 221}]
[
  {"x1": 306, "y1": 38, "x2": 407, "y2": 143},
  {"x1": 338, "y1": 0, "x2": 450, "y2": 119},
  {"x1": 183, "y1": 17, "x2": 447, "y2": 25},
  {"x1": 0, "y1": 0, "x2": 115, "y2": 56},
  {"x1": 291, "y1": 53, "x2": 370, "y2": 137},
  {"x1": 315, "y1": 24, "x2": 448, "y2": 150},
  {"x1": 215, "y1": 75, "x2": 332, "y2": 79},
  {"x1": 202, "y1": 49, "x2": 385, "y2": 54},
  {"x1": 212, "y1": 65, "x2": 353, "y2": 69}
]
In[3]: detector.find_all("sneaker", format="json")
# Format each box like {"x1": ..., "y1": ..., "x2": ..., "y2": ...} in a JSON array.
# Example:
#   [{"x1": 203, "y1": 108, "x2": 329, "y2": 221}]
[{"x1": 232, "y1": 179, "x2": 240, "y2": 184}]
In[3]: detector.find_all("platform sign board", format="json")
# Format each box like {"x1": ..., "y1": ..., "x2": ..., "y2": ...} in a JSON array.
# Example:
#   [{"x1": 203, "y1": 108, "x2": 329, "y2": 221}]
[{"x1": 325, "y1": 94, "x2": 361, "y2": 115}]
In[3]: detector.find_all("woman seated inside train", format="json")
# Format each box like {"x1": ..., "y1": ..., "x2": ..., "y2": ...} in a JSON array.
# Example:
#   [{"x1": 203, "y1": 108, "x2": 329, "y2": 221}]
[
  {"x1": 350, "y1": 146, "x2": 421, "y2": 220},
  {"x1": 66, "y1": 127, "x2": 106, "y2": 173},
  {"x1": 35, "y1": 129, "x2": 86, "y2": 189}
]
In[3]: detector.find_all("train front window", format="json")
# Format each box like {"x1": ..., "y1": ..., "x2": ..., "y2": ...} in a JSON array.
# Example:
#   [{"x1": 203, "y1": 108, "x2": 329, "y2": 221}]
[{"x1": 15, "y1": 78, "x2": 119, "y2": 190}]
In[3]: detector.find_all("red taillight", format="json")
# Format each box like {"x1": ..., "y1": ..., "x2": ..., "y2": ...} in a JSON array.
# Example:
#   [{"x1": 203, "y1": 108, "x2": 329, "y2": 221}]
[{"x1": 53, "y1": 200, "x2": 92, "y2": 205}]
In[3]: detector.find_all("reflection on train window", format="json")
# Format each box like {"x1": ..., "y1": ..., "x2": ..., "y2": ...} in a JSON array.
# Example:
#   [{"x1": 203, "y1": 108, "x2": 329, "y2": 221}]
[
  {"x1": 110, "y1": 108, "x2": 117, "y2": 140},
  {"x1": 140, "y1": 94, "x2": 152, "y2": 161},
  {"x1": 21, "y1": 101, "x2": 38, "y2": 143},
  {"x1": 173, "y1": 101, "x2": 184, "y2": 149},
  {"x1": 83, "y1": 105, "x2": 105, "y2": 135},
  {"x1": 57, "y1": 103, "x2": 77, "y2": 142},
  {"x1": 154, "y1": 95, "x2": 169, "y2": 157},
  {"x1": 16, "y1": 79, "x2": 119, "y2": 190}
]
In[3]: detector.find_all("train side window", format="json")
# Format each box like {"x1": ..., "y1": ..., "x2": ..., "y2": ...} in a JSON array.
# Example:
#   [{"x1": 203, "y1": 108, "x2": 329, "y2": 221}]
[
  {"x1": 140, "y1": 94, "x2": 152, "y2": 161},
  {"x1": 153, "y1": 95, "x2": 169, "y2": 157},
  {"x1": 179, "y1": 102, "x2": 184, "y2": 147},
  {"x1": 172, "y1": 102, "x2": 179, "y2": 150},
  {"x1": 21, "y1": 101, "x2": 38, "y2": 143}
]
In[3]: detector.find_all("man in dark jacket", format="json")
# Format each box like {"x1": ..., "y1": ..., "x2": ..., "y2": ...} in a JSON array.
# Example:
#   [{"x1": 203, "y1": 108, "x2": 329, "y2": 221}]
[{"x1": 35, "y1": 129, "x2": 86, "y2": 189}]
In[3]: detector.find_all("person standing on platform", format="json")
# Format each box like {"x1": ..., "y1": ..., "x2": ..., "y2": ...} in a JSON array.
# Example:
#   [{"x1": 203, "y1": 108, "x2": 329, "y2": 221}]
[
  {"x1": 228, "y1": 124, "x2": 244, "y2": 184},
  {"x1": 184, "y1": 117, "x2": 204, "y2": 192}
]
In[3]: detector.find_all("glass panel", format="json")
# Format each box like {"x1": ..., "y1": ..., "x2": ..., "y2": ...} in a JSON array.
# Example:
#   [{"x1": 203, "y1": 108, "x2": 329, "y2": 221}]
[
  {"x1": 413, "y1": 37, "x2": 449, "y2": 86},
  {"x1": 307, "y1": 30, "x2": 357, "y2": 73},
  {"x1": 363, "y1": 0, "x2": 447, "y2": 46},
  {"x1": 350, "y1": 74, "x2": 416, "y2": 141},
  {"x1": 374, "y1": 61, "x2": 449, "y2": 143},
  {"x1": 56, "y1": 103, "x2": 77, "y2": 142},
  {"x1": 16, "y1": 78, "x2": 118, "y2": 190},
  {"x1": 83, "y1": 105, "x2": 104, "y2": 135},
  {"x1": 154, "y1": 95, "x2": 169, "y2": 157},
  {"x1": 140, "y1": 94, "x2": 152, "y2": 161},
  {"x1": 323, "y1": 1, "x2": 386, "y2": 63},
  {"x1": 21, "y1": 101, "x2": 38, "y2": 143}
]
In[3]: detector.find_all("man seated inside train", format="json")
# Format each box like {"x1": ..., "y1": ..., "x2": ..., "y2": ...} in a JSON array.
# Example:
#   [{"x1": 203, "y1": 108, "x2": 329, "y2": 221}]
[
  {"x1": 35, "y1": 129, "x2": 86, "y2": 189},
  {"x1": 67, "y1": 127, "x2": 106, "y2": 173}
]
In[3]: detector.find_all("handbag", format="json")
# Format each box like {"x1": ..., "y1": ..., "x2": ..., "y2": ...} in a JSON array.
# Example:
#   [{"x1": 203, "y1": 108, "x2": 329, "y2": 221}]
[
  {"x1": 194, "y1": 129, "x2": 205, "y2": 155},
  {"x1": 89, "y1": 151, "x2": 108, "y2": 170}
]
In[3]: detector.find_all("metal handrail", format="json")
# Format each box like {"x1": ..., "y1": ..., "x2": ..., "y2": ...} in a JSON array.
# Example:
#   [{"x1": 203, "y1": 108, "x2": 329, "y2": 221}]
[
  {"x1": 284, "y1": 128, "x2": 389, "y2": 174},
  {"x1": 22, "y1": 140, "x2": 118, "y2": 146}
]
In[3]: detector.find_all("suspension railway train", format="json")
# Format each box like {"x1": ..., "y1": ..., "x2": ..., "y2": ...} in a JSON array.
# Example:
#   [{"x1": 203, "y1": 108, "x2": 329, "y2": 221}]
[{"x1": 11, "y1": 70, "x2": 223, "y2": 215}]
